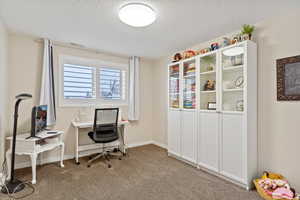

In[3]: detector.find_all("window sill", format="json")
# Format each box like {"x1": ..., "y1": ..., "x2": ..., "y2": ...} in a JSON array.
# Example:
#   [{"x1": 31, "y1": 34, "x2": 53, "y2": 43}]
[{"x1": 58, "y1": 102, "x2": 129, "y2": 108}]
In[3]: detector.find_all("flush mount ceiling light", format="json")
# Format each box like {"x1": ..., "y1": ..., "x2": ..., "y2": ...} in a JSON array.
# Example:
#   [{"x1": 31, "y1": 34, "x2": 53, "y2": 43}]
[
  {"x1": 118, "y1": 3, "x2": 156, "y2": 27},
  {"x1": 223, "y1": 47, "x2": 244, "y2": 56}
]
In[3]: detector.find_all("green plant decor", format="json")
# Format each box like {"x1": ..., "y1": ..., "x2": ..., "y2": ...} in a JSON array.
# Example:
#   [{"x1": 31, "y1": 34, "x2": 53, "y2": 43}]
[{"x1": 241, "y1": 24, "x2": 255, "y2": 39}]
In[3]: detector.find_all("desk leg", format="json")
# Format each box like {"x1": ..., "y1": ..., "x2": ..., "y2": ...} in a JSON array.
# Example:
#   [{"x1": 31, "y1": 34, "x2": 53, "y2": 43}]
[
  {"x1": 119, "y1": 126, "x2": 127, "y2": 156},
  {"x1": 60, "y1": 143, "x2": 65, "y2": 168},
  {"x1": 30, "y1": 154, "x2": 37, "y2": 184},
  {"x1": 6, "y1": 151, "x2": 11, "y2": 181},
  {"x1": 75, "y1": 128, "x2": 80, "y2": 165}
]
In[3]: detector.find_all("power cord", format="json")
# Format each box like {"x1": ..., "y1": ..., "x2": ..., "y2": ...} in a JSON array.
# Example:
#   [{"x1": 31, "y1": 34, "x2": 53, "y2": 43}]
[{"x1": 0, "y1": 158, "x2": 35, "y2": 200}]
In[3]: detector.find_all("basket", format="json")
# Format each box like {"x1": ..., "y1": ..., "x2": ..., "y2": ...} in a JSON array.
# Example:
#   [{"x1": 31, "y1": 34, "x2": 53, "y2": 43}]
[{"x1": 253, "y1": 179, "x2": 297, "y2": 200}]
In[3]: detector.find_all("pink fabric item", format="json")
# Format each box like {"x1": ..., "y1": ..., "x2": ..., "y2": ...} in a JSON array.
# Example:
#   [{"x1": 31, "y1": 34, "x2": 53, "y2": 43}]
[{"x1": 272, "y1": 187, "x2": 294, "y2": 200}]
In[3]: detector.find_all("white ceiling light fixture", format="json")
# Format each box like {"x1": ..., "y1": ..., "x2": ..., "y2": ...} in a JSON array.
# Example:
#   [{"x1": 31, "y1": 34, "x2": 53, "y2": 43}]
[
  {"x1": 223, "y1": 47, "x2": 244, "y2": 56},
  {"x1": 118, "y1": 3, "x2": 156, "y2": 27}
]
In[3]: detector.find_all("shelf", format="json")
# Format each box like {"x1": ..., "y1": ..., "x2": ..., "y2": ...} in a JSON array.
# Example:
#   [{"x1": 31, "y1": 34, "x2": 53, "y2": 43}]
[
  {"x1": 200, "y1": 70, "x2": 216, "y2": 75},
  {"x1": 223, "y1": 65, "x2": 243, "y2": 71},
  {"x1": 199, "y1": 110, "x2": 217, "y2": 113},
  {"x1": 223, "y1": 88, "x2": 243, "y2": 92},
  {"x1": 200, "y1": 90, "x2": 216, "y2": 93},
  {"x1": 222, "y1": 111, "x2": 244, "y2": 115},
  {"x1": 183, "y1": 107, "x2": 196, "y2": 110},
  {"x1": 170, "y1": 107, "x2": 180, "y2": 109},
  {"x1": 183, "y1": 74, "x2": 196, "y2": 79}
]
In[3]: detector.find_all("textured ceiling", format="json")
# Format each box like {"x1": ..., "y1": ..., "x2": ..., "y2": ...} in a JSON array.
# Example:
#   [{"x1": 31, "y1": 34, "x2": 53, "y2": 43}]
[{"x1": 0, "y1": 0, "x2": 299, "y2": 58}]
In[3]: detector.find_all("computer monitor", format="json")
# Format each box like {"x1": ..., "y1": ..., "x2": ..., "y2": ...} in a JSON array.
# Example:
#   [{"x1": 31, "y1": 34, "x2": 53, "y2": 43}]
[{"x1": 29, "y1": 105, "x2": 47, "y2": 138}]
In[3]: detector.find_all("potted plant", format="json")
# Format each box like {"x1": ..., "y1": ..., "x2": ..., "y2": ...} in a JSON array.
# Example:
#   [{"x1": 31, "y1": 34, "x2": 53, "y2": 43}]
[{"x1": 241, "y1": 24, "x2": 255, "y2": 40}]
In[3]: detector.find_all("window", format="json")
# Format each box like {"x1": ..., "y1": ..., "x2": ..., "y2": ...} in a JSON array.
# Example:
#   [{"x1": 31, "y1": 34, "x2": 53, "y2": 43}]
[
  {"x1": 63, "y1": 64, "x2": 96, "y2": 99},
  {"x1": 59, "y1": 55, "x2": 128, "y2": 107},
  {"x1": 99, "y1": 68, "x2": 122, "y2": 100}
]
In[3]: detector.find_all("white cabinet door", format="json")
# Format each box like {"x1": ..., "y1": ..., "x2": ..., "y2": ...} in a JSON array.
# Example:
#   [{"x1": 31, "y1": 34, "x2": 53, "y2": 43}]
[
  {"x1": 198, "y1": 112, "x2": 219, "y2": 172},
  {"x1": 168, "y1": 110, "x2": 181, "y2": 157},
  {"x1": 181, "y1": 111, "x2": 197, "y2": 163},
  {"x1": 220, "y1": 113, "x2": 245, "y2": 183}
]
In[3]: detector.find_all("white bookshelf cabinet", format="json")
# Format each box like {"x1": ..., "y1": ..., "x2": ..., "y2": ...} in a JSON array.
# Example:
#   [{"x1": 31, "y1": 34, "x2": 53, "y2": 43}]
[{"x1": 167, "y1": 41, "x2": 257, "y2": 189}]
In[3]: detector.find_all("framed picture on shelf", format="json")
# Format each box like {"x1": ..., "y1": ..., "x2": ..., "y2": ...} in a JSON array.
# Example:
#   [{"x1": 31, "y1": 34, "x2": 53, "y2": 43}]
[
  {"x1": 277, "y1": 55, "x2": 300, "y2": 101},
  {"x1": 207, "y1": 102, "x2": 217, "y2": 110}
]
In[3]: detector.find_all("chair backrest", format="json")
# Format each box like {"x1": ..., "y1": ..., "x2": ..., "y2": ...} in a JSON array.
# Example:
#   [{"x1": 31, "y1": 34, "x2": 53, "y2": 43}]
[{"x1": 92, "y1": 108, "x2": 119, "y2": 143}]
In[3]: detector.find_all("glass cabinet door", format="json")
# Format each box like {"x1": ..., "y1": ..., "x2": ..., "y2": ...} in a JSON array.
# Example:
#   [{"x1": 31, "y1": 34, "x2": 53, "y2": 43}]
[
  {"x1": 199, "y1": 53, "x2": 217, "y2": 110},
  {"x1": 169, "y1": 64, "x2": 180, "y2": 109},
  {"x1": 183, "y1": 60, "x2": 196, "y2": 109},
  {"x1": 221, "y1": 44, "x2": 245, "y2": 112}
]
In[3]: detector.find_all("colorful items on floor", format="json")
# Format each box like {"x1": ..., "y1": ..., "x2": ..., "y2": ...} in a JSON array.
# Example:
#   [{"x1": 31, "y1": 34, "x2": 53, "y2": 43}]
[{"x1": 254, "y1": 172, "x2": 299, "y2": 200}]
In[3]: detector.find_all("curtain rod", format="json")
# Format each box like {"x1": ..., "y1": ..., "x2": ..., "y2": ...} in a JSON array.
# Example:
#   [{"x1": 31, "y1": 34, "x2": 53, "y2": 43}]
[{"x1": 34, "y1": 38, "x2": 130, "y2": 59}]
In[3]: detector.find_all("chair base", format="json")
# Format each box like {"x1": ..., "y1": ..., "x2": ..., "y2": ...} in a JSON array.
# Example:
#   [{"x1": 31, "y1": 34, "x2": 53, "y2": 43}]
[{"x1": 87, "y1": 149, "x2": 122, "y2": 168}]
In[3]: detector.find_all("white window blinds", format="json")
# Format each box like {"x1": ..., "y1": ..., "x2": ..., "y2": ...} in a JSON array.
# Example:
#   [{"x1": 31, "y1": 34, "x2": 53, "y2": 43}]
[
  {"x1": 63, "y1": 64, "x2": 96, "y2": 99},
  {"x1": 99, "y1": 68, "x2": 125, "y2": 100}
]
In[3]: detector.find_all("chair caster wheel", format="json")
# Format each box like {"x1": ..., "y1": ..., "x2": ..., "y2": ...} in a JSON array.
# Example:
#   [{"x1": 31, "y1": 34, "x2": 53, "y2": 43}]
[
  {"x1": 119, "y1": 158, "x2": 122, "y2": 160},
  {"x1": 87, "y1": 165, "x2": 91, "y2": 168},
  {"x1": 76, "y1": 162, "x2": 80, "y2": 165},
  {"x1": 108, "y1": 164, "x2": 112, "y2": 168}
]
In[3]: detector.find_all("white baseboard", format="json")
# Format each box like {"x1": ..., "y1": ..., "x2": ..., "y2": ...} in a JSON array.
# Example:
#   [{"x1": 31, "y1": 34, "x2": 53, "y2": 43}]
[
  {"x1": 127, "y1": 141, "x2": 167, "y2": 149},
  {"x1": 13, "y1": 140, "x2": 167, "y2": 170},
  {"x1": 126, "y1": 141, "x2": 153, "y2": 148},
  {"x1": 151, "y1": 141, "x2": 167, "y2": 149}
]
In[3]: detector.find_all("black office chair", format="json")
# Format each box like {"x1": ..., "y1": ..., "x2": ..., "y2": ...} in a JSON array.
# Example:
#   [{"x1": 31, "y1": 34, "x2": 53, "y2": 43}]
[{"x1": 87, "y1": 108, "x2": 122, "y2": 168}]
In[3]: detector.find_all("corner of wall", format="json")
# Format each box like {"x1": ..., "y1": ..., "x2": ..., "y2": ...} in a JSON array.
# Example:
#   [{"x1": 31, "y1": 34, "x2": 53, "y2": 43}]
[
  {"x1": 151, "y1": 58, "x2": 169, "y2": 147},
  {"x1": 0, "y1": 18, "x2": 8, "y2": 165}
]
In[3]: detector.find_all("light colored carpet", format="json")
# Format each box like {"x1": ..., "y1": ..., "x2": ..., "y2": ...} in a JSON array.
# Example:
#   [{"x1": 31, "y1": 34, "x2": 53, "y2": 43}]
[{"x1": 0, "y1": 145, "x2": 261, "y2": 200}]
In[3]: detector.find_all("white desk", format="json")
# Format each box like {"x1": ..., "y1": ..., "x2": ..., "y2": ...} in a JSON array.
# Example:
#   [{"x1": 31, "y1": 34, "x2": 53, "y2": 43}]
[
  {"x1": 71, "y1": 121, "x2": 129, "y2": 164},
  {"x1": 6, "y1": 131, "x2": 65, "y2": 184}
]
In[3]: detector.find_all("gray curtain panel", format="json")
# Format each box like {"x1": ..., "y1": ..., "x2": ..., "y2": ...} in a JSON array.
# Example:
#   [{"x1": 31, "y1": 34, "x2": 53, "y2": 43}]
[{"x1": 40, "y1": 39, "x2": 56, "y2": 126}]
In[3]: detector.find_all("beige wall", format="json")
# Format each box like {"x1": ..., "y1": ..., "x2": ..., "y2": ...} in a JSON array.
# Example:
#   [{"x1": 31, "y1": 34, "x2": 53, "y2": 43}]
[
  {"x1": 6, "y1": 33, "x2": 154, "y2": 164},
  {"x1": 0, "y1": 18, "x2": 8, "y2": 165},
  {"x1": 152, "y1": 12, "x2": 300, "y2": 190}
]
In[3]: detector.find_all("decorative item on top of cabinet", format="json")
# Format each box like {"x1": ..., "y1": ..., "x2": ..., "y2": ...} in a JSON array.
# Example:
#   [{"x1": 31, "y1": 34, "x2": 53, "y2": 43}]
[
  {"x1": 277, "y1": 55, "x2": 300, "y2": 101},
  {"x1": 241, "y1": 24, "x2": 255, "y2": 40},
  {"x1": 211, "y1": 42, "x2": 219, "y2": 51},
  {"x1": 199, "y1": 48, "x2": 211, "y2": 55},
  {"x1": 182, "y1": 50, "x2": 196, "y2": 59},
  {"x1": 173, "y1": 53, "x2": 182, "y2": 62},
  {"x1": 221, "y1": 37, "x2": 230, "y2": 47}
]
